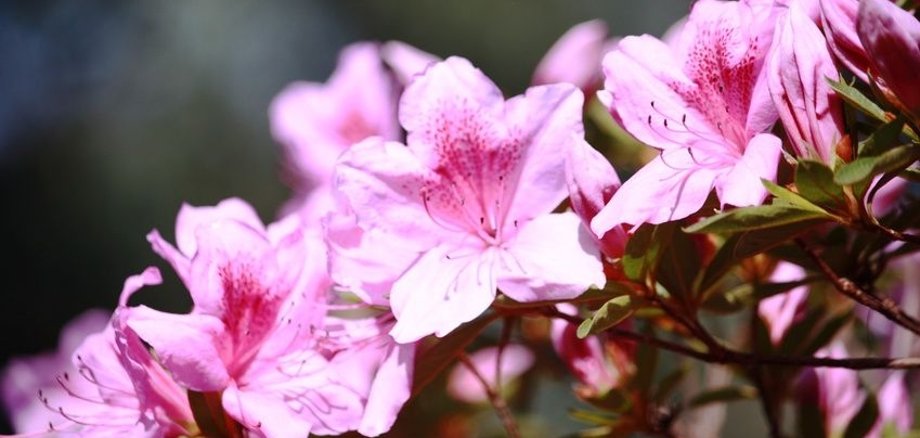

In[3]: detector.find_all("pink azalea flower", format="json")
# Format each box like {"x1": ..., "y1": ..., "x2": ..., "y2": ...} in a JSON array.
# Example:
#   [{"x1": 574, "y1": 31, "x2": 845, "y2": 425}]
[
  {"x1": 532, "y1": 20, "x2": 615, "y2": 97},
  {"x1": 270, "y1": 42, "x2": 401, "y2": 220},
  {"x1": 758, "y1": 261, "x2": 809, "y2": 345},
  {"x1": 872, "y1": 372, "x2": 913, "y2": 437},
  {"x1": 565, "y1": 138, "x2": 628, "y2": 260},
  {"x1": 446, "y1": 345, "x2": 534, "y2": 404},
  {"x1": 767, "y1": 2, "x2": 847, "y2": 164},
  {"x1": 329, "y1": 57, "x2": 605, "y2": 343},
  {"x1": 4, "y1": 268, "x2": 195, "y2": 436},
  {"x1": 550, "y1": 304, "x2": 621, "y2": 396},
  {"x1": 138, "y1": 198, "x2": 368, "y2": 437},
  {"x1": 592, "y1": 0, "x2": 783, "y2": 230},
  {"x1": 858, "y1": 0, "x2": 920, "y2": 122},
  {"x1": 1, "y1": 309, "x2": 109, "y2": 434}
]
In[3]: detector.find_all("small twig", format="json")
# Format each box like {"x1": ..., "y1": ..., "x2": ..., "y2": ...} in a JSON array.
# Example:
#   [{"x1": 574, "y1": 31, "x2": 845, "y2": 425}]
[
  {"x1": 796, "y1": 238, "x2": 920, "y2": 336},
  {"x1": 458, "y1": 352, "x2": 520, "y2": 438},
  {"x1": 867, "y1": 221, "x2": 920, "y2": 246},
  {"x1": 749, "y1": 303, "x2": 783, "y2": 438}
]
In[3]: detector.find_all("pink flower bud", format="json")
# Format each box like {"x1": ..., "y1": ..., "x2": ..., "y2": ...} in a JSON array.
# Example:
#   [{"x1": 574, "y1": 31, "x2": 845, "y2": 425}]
[
  {"x1": 858, "y1": 0, "x2": 920, "y2": 122},
  {"x1": 768, "y1": 3, "x2": 847, "y2": 164},
  {"x1": 820, "y1": 0, "x2": 872, "y2": 82}
]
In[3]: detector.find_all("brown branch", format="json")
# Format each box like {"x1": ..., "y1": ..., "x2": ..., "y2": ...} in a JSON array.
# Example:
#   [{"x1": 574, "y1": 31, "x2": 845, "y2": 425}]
[
  {"x1": 867, "y1": 221, "x2": 920, "y2": 246},
  {"x1": 458, "y1": 352, "x2": 520, "y2": 438},
  {"x1": 796, "y1": 238, "x2": 920, "y2": 336},
  {"x1": 542, "y1": 308, "x2": 920, "y2": 370}
]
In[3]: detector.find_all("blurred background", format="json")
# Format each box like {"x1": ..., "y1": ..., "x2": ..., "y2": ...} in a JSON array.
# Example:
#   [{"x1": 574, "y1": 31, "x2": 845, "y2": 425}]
[{"x1": 0, "y1": 1, "x2": 700, "y2": 435}]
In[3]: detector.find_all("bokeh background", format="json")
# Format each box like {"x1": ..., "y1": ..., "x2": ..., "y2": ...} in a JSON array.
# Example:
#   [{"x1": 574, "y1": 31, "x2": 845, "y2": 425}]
[{"x1": 0, "y1": 1, "x2": 713, "y2": 435}]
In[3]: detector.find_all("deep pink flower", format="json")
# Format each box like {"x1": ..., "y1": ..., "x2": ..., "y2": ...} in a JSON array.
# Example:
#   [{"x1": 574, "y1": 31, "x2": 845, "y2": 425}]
[
  {"x1": 329, "y1": 57, "x2": 605, "y2": 343},
  {"x1": 858, "y1": 0, "x2": 920, "y2": 122},
  {"x1": 138, "y1": 199, "x2": 366, "y2": 437},
  {"x1": 550, "y1": 304, "x2": 621, "y2": 395},
  {"x1": 565, "y1": 138, "x2": 628, "y2": 260},
  {"x1": 593, "y1": 0, "x2": 783, "y2": 230},
  {"x1": 758, "y1": 261, "x2": 809, "y2": 345},
  {"x1": 768, "y1": 2, "x2": 847, "y2": 164},
  {"x1": 270, "y1": 43, "x2": 400, "y2": 220},
  {"x1": 820, "y1": 0, "x2": 871, "y2": 81},
  {"x1": 446, "y1": 345, "x2": 534, "y2": 404}
]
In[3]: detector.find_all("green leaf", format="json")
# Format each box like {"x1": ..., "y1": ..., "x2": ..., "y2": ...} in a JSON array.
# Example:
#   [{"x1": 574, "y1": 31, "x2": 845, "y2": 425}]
[
  {"x1": 796, "y1": 160, "x2": 847, "y2": 211},
  {"x1": 687, "y1": 386, "x2": 757, "y2": 408},
  {"x1": 576, "y1": 295, "x2": 635, "y2": 338},
  {"x1": 763, "y1": 179, "x2": 828, "y2": 214},
  {"x1": 631, "y1": 334, "x2": 659, "y2": 394},
  {"x1": 835, "y1": 144, "x2": 920, "y2": 185},
  {"x1": 843, "y1": 394, "x2": 879, "y2": 438},
  {"x1": 685, "y1": 205, "x2": 830, "y2": 234},
  {"x1": 859, "y1": 118, "x2": 905, "y2": 157},
  {"x1": 622, "y1": 223, "x2": 674, "y2": 282},
  {"x1": 828, "y1": 78, "x2": 889, "y2": 123},
  {"x1": 411, "y1": 313, "x2": 498, "y2": 395}
]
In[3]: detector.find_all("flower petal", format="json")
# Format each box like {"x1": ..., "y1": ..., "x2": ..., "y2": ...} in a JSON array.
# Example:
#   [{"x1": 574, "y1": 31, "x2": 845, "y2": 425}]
[
  {"x1": 497, "y1": 212, "x2": 604, "y2": 302},
  {"x1": 591, "y1": 150, "x2": 719, "y2": 232},
  {"x1": 715, "y1": 133, "x2": 781, "y2": 207},
  {"x1": 388, "y1": 243, "x2": 497, "y2": 343},
  {"x1": 125, "y1": 306, "x2": 230, "y2": 392}
]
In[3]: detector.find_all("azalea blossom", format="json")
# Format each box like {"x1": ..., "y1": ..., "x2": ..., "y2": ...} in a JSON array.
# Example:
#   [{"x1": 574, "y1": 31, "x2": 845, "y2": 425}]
[
  {"x1": 592, "y1": 0, "x2": 783, "y2": 230},
  {"x1": 329, "y1": 57, "x2": 605, "y2": 343},
  {"x1": 270, "y1": 42, "x2": 401, "y2": 222},
  {"x1": 565, "y1": 138, "x2": 628, "y2": 260},
  {"x1": 1, "y1": 309, "x2": 109, "y2": 434},
  {"x1": 137, "y1": 199, "x2": 369, "y2": 437},
  {"x1": 820, "y1": 0, "x2": 871, "y2": 81},
  {"x1": 767, "y1": 1, "x2": 847, "y2": 164},
  {"x1": 873, "y1": 372, "x2": 913, "y2": 437},
  {"x1": 5, "y1": 268, "x2": 195, "y2": 436}
]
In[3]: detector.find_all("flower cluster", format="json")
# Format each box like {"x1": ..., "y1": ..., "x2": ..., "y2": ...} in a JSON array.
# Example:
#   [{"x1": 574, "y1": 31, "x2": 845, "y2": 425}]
[{"x1": 4, "y1": 0, "x2": 920, "y2": 436}]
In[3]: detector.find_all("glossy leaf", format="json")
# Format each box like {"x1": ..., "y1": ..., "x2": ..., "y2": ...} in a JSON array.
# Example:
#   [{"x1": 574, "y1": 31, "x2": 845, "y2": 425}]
[
  {"x1": 835, "y1": 144, "x2": 920, "y2": 185},
  {"x1": 576, "y1": 295, "x2": 635, "y2": 339},
  {"x1": 685, "y1": 205, "x2": 830, "y2": 234}
]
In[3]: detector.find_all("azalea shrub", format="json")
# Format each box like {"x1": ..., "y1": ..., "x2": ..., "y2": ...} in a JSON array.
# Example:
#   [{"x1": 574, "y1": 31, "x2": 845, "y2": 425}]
[{"x1": 5, "y1": 0, "x2": 920, "y2": 436}]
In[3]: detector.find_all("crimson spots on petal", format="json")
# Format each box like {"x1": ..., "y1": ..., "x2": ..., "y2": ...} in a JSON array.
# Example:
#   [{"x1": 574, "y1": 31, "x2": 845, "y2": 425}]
[{"x1": 218, "y1": 264, "x2": 283, "y2": 372}]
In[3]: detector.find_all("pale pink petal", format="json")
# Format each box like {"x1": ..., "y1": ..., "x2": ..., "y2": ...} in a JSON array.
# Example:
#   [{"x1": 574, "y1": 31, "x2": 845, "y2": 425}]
[
  {"x1": 816, "y1": 343, "x2": 865, "y2": 434},
  {"x1": 117, "y1": 266, "x2": 163, "y2": 307},
  {"x1": 532, "y1": 20, "x2": 608, "y2": 92},
  {"x1": 591, "y1": 150, "x2": 720, "y2": 231},
  {"x1": 331, "y1": 137, "x2": 441, "y2": 251},
  {"x1": 221, "y1": 384, "x2": 319, "y2": 438},
  {"x1": 389, "y1": 243, "x2": 497, "y2": 343},
  {"x1": 125, "y1": 306, "x2": 230, "y2": 392},
  {"x1": 601, "y1": 35, "x2": 706, "y2": 150},
  {"x1": 175, "y1": 198, "x2": 263, "y2": 257},
  {"x1": 146, "y1": 229, "x2": 190, "y2": 284},
  {"x1": 497, "y1": 212, "x2": 604, "y2": 302},
  {"x1": 357, "y1": 342, "x2": 415, "y2": 437},
  {"x1": 447, "y1": 345, "x2": 535, "y2": 404},
  {"x1": 399, "y1": 56, "x2": 505, "y2": 167},
  {"x1": 502, "y1": 83, "x2": 584, "y2": 222},
  {"x1": 715, "y1": 133, "x2": 781, "y2": 207},
  {"x1": 381, "y1": 40, "x2": 440, "y2": 85}
]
